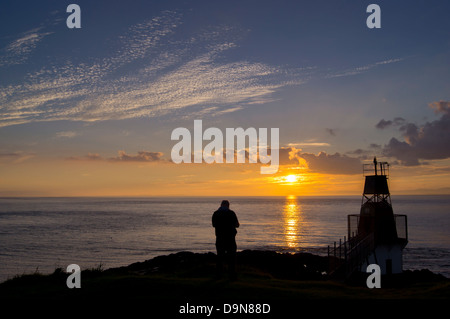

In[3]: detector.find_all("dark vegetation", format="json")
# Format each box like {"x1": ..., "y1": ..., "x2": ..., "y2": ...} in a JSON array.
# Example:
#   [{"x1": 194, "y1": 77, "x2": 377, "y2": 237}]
[{"x1": 1, "y1": 250, "x2": 448, "y2": 304}]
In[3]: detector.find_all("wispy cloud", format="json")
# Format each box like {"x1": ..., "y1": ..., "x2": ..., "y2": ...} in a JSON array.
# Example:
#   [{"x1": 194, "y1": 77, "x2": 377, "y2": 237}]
[
  {"x1": 0, "y1": 11, "x2": 303, "y2": 128},
  {"x1": 0, "y1": 151, "x2": 35, "y2": 163},
  {"x1": 66, "y1": 150, "x2": 166, "y2": 163},
  {"x1": 287, "y1": 142, "x2": 331, "y2": 147},
  {"x1": 0, "y1": 27, "x2": 53, "y2": 67},
  {"x1": 55, "y1": 131, "x2": 78, "y2": 138},
  {"x1": 0, "y1": 10, "x2": 405, "y2": 129},
  {"x1": 326, "y1": 58, "x2": 403, "y2": 79}
]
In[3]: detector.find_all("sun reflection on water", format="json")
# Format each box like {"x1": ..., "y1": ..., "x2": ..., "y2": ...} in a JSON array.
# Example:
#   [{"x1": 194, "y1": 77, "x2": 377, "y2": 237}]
[{"x1": 283, "y1": 195, "x2": 303, "y2": 249}]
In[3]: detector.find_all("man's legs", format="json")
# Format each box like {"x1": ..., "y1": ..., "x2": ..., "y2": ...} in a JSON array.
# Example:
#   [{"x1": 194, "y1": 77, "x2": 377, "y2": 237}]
[
  {"x1": 215, "y1": 239, "x2": 225, "y2": 277},
  {"x1": 216, "y1": 237, "x2": 237, "y2": 278},
  {"x1": 225, "y1": 239, "x2": 237, "y2": 278},
  {"x1": 228, "y1": 238, "x2": 237, "y2": 279}
]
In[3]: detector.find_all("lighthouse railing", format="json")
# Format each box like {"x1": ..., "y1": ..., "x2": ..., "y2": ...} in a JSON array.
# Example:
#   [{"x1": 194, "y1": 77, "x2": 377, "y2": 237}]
[
  {"x1": 363, "y1": 162, "x2": 389, "y2": 177},
  {"x1": 347, "y1": 214, "x2": 360, "y2": 240},
  {"x1": 347, "y1": 214, "x2": 408, "y2": 242},
  {"x1": 344, "y1": 233, "x2": 375, "y2": 276},
  {"x1": 327, "y1": 232, "x2": 375, "y2": 277}
]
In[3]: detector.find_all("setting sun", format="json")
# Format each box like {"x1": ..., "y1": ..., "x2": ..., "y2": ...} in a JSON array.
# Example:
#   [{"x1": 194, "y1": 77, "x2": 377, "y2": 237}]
[{"x1": 285, "y1": 175, "x2": 298, "y2": 183}]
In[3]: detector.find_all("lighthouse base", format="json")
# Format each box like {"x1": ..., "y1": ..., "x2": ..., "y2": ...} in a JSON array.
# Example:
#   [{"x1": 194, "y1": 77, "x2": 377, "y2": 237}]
[{"x1": 361, "y1": 245, "x2": 405, "y2": 275}]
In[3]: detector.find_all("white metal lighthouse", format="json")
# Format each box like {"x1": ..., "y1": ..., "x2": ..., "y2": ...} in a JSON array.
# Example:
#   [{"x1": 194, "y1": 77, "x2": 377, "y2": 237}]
[
  {"x1": 355, "y1": 157, "x2": 408, "y2": 274},
  {"x1": 329, "y1": 157, "x2": 408, "y2": 277}
]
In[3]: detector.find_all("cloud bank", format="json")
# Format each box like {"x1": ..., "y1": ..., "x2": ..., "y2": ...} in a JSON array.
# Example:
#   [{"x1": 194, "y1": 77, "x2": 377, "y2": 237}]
[
  {"x1": 379, "y1": 101, "x2": 450, "y2": 165},
  {"x1": 278, "y1": 147, "x2": 362, "y2": 175}
]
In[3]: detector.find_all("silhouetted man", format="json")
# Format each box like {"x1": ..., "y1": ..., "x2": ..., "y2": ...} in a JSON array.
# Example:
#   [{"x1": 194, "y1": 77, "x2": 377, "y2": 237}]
[{"x1": 212, "y1": 200, "x2": 240, "y2": 278}]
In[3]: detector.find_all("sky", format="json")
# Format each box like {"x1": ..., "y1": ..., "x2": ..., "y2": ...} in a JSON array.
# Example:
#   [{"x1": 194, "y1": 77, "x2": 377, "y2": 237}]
[{"x1": 0, "y1": 0, "x2": 449, "y2": 196}]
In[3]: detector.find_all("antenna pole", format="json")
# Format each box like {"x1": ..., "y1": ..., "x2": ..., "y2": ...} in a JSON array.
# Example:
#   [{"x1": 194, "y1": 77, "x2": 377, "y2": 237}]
[{"x1": 373, "y1": 157, "x2": 378, "y2": 175}]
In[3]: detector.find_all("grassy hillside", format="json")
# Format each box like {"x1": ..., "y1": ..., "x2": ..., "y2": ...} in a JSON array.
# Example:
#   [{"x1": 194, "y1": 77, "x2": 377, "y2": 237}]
[{"x1": 1, "y1": 250, "x2": 448, "y2": 314}]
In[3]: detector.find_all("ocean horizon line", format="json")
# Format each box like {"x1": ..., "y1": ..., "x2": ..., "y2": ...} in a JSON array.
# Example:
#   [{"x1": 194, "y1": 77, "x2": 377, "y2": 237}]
[{"x1": 1, "y1": 194, "x2": 450, "y2": 199}]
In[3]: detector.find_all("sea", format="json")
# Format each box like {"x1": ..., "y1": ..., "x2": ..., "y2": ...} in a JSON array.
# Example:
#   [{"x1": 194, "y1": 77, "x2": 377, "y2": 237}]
[{"x1": 0, "y1": 195, "x2": 449, "y2": 283}]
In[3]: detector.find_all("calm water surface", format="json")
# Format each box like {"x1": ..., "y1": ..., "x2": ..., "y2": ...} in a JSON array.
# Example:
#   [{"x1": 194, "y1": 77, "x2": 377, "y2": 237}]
[{"x1": 0, "y1": 196, "x2": 449, "y2": 282}]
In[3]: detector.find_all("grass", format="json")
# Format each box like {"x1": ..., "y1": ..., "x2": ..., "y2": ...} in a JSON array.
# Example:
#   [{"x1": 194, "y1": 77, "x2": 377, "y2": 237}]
[{"x1": 1, "y1": 250, "x2": 448, "y2": 312}]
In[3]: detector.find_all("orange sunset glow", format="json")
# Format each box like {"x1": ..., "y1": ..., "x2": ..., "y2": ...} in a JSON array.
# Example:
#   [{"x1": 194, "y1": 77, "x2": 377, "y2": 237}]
[
  {"x1": 1, "y1": 1, "x2": 449, "y2": 197},
  {"x1": 2, "y1": 153, "x2": 443, "y2": 196}
]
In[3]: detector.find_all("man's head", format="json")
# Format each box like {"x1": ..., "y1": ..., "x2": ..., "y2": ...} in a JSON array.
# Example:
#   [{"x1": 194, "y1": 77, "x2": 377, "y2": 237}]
[{"x1": 221, "y1": 200, "x2": 230, "y2": 208}]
